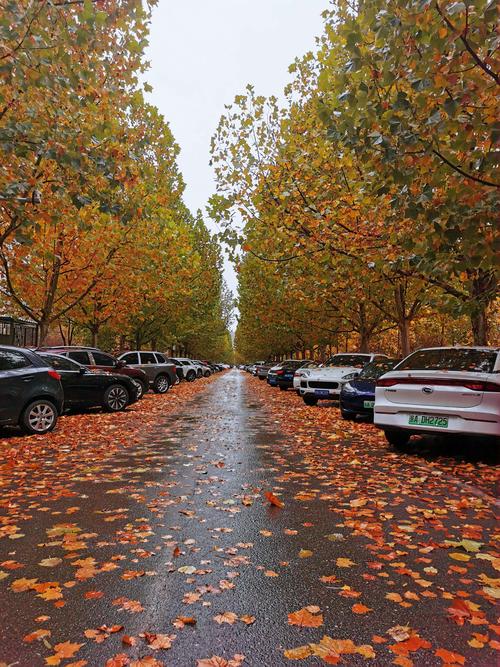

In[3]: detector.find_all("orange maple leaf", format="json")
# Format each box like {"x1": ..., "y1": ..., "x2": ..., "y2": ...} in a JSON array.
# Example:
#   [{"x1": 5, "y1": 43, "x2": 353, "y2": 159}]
[
  {"x1": 264, "y1": 491, "x2": 284, "y2": 508},
  {"x1": 288, "y1": 607, "x2": 323, "y2": 627}
]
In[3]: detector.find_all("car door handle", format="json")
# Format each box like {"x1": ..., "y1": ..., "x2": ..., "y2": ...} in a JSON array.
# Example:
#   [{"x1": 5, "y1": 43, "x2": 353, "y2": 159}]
[{"x1": 23, "y1": 376, "x2": 35, "y2": 382}]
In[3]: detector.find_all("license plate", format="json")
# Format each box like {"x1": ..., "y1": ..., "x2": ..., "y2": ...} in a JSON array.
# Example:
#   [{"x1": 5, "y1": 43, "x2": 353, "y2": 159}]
[
  {"x1": 363, "y1": 400, "x2": 375, "y2": 409},
  {"x1": 408, "y1": 414, "x2": 449, "y2": 428},
  {"x1": 314, "y1": 389, "x2": 330, "y2": 396}
]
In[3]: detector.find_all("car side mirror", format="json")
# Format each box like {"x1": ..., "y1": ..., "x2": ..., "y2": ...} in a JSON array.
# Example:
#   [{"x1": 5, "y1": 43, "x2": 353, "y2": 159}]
[
  {"x1": 116, "y1": 359, "x2": 127, "y2": 368},
  {"x1": 79, "y1": 367, "x2": 87, "y2": 375}
]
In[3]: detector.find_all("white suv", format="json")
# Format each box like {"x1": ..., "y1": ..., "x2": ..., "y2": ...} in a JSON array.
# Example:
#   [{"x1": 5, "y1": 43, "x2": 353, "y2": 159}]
[
  {"x1": 374, "y1": 346, "x2": 500, "y2": 448},
  {"x1": 299, "y1": 353, "x2": 387, "y2": 406}
]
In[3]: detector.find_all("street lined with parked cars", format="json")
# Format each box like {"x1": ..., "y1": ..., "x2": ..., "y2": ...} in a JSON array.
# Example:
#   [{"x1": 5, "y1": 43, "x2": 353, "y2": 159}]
[
  {"x1": 243, "y1": 346, "x2": 500, "y2": 448},
  {"x1": 0, "y1": 344, "x2": 229, "y2": 436}
]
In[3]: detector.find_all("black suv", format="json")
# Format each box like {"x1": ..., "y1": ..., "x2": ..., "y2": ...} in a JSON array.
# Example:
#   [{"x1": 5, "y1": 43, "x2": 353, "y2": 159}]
[{"x1": 0, "y1": 346, "x2": 64, "y2": 435}]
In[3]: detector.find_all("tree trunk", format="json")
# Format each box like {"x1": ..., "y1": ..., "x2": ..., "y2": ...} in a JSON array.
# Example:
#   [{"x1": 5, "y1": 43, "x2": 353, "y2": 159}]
[
  {"x1": 398, "y1": 318, "x2": 411, "y2": 358},
  {"x1": 39, "y1": 320, "x2": 50, "y2": 346},
  {"x1": 470, "y1": 306, "x2": 488, "y2": 345}
]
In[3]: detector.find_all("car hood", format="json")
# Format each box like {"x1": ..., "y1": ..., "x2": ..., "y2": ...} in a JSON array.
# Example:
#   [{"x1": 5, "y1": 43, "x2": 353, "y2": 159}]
[
  {"x1": 307, "y1": 366, "x2": 361, "y2": 380},
  {"x1": 349, "y1": 379, "x2": 376, "y2": 393}
]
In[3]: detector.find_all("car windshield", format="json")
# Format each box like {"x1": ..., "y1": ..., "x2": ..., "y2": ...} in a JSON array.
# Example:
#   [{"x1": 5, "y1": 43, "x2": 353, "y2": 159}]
[
  {"x1": 325, "y1": 354, "x2": 370, "y2": 368},
  {"x1": 360, "y1": 359, "x2": 398, "y2": 380},
  {"x1": 282, "y1": 360, "x2": 303, "y2": 369},
  {"x1": 397, "y1": 348, "x2": 497, "y2": 373}
]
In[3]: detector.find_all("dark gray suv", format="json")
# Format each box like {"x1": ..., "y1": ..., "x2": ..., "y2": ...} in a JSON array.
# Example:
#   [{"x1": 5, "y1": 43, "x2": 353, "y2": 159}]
[
  {"x1": 117, "y1": 351, "x2": 177, "y2": 393},
  {"x1": 0, "y1": 346, "x2": 64, "y2": 435}
]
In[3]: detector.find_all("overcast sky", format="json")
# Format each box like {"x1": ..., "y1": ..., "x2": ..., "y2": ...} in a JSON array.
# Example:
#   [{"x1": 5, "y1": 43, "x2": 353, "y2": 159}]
[{"x1": 145, "y1": 0, "x2": 328, "y2": 294}]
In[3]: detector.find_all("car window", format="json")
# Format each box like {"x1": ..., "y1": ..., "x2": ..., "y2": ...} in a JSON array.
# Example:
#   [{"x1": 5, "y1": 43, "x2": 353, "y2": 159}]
[
  {"x1": 91, "y1": 351, "x2": 116, "y2": 367},
  {"x1": 0, "y1": 350, "x2": 31, "y2": 371},
  {"x1": 168, "y1": 358, "x2": 179, "y2": 364},
  {"x1": 360, "y1": 359, "x2": 398, "y2": 380},
  {"x1": 397, "y1": 349, "x2": 497, "y2": 373},
  {"x1": 325, "y1": 354, "x2": 369, "y2": 368},
  {"x1": 121, "y1": 353, "x2": 139, "y2": 365},
  {"x1": 67, "y1": 351, "x2": 91, "y2": 365},
  {"x1": 43, "y1": 355, "x2": 81, "y2": 372},
  {"x1": 140, "y1": 352, "x2": 157, "y2": 364},
  {"x1": 181, "y1": 361, "x2": 191, "y2": 366},
  {"x1": 155, "y1": 353, "x2": 167, "y2": 363},
  {"x1": 282, "y1": 360, "x2": 303, "y2": 369}
]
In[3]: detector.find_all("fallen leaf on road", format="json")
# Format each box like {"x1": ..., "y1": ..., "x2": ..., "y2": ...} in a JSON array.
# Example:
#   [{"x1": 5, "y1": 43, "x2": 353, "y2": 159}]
[
  {"x1": 264, "y1": 491, "x2": 284, "y2": 508},
  {"x1": 288, "y1": 607, "x2": 323, "y2": 627}
]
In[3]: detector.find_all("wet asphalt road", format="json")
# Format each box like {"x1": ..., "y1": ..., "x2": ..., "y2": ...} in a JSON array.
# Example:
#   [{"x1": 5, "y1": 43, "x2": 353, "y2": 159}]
[{"x1": 0, "y1": 370, "x2": 498, "y2": 666}]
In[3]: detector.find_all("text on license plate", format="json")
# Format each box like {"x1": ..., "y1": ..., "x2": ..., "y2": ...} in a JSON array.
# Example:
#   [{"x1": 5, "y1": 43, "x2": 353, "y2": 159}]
[
  {"x1": 408, "y1": 414, "x2": 449, "y2": 428},
  {"x1": 363, "y1": 400, "x2": 375, "y2": 409},
  {"x1": 314, "y1": 389, "x2": 330, "y2": 396}
]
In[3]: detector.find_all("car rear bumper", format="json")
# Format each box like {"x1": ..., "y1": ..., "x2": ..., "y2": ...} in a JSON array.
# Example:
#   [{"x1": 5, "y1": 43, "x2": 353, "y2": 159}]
[
  {"x1": 375, "y1": 409, "x2": 500, "y2": 437},
  {"x1": 277, "y1": 378, "x2": 294, "y2": 388}
]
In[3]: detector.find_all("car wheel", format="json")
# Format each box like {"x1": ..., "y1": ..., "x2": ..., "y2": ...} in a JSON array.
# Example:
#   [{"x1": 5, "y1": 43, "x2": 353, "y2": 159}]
[
  {"x1": 204, "y1": 371, "x2": 211, "y2": 378},
  {"x1": 186, "y1": 370, "x2": 196, "y2": 382},
  {"x1": 104, "y1": 384, "x2": 130, "y2": 412},
  {"x1": 279, "y1": 385, "x2": 287, "y2": 391},
  {"x1": 258, "y1": 376, "x2": 265, "y2": 381},
  {"x1": 303, "y1": 395, "x2": 318, "y2": 406},
  {"x1": 384, "y1": 430, "x2": 410, "y2": 450},
  {"x1": 21, "y1": 400, "x2": 58, "y2": 435},
  {"x1": 154, "y1": 374, "x2": 170, "y2": 394},
  {"x1": 341, "y1": 409, "x2": 356, "y2": 421},
  {"x1": 132, "y1": 379, "x2": 147, "y2": 399}
]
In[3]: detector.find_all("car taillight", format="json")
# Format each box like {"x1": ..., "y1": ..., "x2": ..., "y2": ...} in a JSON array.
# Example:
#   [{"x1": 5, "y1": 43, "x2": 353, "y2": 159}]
[
  {"x1": 377, "y1": 377, "x2": 500, "y2": 391},
  {"x1": 48, "y1": 369, "x2": 61, "y2": 381},
  {"x1": 276, "y1": 370, "x2": 284, "y2": 375},
  {"x1": 377, "y1": 378, "x2": 399, "y2": 387}
]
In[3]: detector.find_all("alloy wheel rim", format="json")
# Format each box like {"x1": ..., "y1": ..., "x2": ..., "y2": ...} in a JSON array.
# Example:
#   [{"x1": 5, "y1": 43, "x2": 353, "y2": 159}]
[
  {"x1": 157, "y1": 377, "x2": 169, "y2": 392},
  {"x1": 108, "y1": 387, "x2": 128, "y2": 410},
  {"x1": 28, "y1": 404, "x2": 55, "y2": 432},
  {"x1": 132, "y1": 380, "x2": 143, "y2": 398}
]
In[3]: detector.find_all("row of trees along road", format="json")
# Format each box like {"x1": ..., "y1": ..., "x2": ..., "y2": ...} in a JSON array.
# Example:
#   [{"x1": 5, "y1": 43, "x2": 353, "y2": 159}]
[
  {"x1": 1, "y1": 0, "x2": 233, "y2": 360},
  {"x1": 210, "y1": 0, "x2": 498, "y2": 361}
]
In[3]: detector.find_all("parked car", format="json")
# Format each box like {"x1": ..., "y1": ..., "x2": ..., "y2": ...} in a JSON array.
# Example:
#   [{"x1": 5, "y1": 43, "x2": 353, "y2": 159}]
[
  {"x1": 276, "y1": 360, "x2": 311, "y2": 391},
  {"x1": 39, "y1": 353, "x2": 139, "y2": 412},
  {"x1": 0, "y1": 345, "x2": 64, "y2": 434},
  {"x1": 192, "y1": 360, "x2": 212, "y2": 377},
  {"x1": 267, "y1": 362, "x2": 284, "y2": 386},
  {"x1": 168, "y1": 358, "x2": 199, "y2": 382},
  {"x1": 375, "y1": 346, "x2": 500, "y2": 449},
  {"x1": 293, "y1": 361, "x2": 320, "y2": 393},
  {"x1": 255, "y1": 362, "x2": 273, "y2": 380},
  {"x1": 340, "y1": 358, "x2": 400, "y2": 420},
  {"x1": 37, "y1": 347, "x2": 149, "y2": 399},
  {"x1": 299, "y1": 353, "x2": 388, "y2": 406},
  {"x1": 117, "y1": 351, "x2": 177, "y2": 393}
]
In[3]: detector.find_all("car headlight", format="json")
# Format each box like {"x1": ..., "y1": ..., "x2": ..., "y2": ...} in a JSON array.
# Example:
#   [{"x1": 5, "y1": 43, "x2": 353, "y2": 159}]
[
  {"x1": 342, "y1": 382, "x2": 355, "y2": 393},
  {"x1": 302, "y1": 371, "x2": 311, "y2": 377},
  {"x1": 342, "y1": 372, "x2": 358, "y2": 381}
]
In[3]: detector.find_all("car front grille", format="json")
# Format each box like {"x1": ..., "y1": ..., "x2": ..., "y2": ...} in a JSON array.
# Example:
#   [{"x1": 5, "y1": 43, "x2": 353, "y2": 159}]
[{"x1": 308, "y1": 381, "x2": 339, "y2": 389}]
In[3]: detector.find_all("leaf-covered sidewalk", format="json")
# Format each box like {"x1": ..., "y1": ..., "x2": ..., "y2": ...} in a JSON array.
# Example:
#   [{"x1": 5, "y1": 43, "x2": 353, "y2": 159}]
[{"x1": 0, "y1": 371, "x2": 498, "y2": 667}]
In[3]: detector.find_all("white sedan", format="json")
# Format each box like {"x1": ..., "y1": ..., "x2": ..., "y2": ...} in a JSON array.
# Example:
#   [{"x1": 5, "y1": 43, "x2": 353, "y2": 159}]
[{"x1": 374, "y1": 346, "x2": 500, "y2": 448}]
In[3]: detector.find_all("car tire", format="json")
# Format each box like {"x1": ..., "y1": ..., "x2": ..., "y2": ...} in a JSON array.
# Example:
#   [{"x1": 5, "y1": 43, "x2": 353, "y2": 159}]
[
  {"x1": 104, "y1": 384, "x2": 130, "y2": 412},
  {"x1": 186, "y1": 370, "x2": 196, "y2": 382},
  {"x1": 303, "y1": 395, "x2": 318, "y2": 406},
  {"x1": 204, "y1": 371, "x2": 211, "y2": 378},
  {"x1": 384, "y1": 430, "x2": 410, "y2": 450},
  {"x1": 153, "y1": 374, "x2": 170, "y2": 394},
  {"x1": 279, "y1": 385, "x2": 287, "y2": 391},
  {"x1": 341, "y1": 409, "x2": 356, "y2": 420},
  {"x1": 258, "y1": 376, "x2": 265, "y2": 381},
  {"x1": 21, "y1": 399, "x2": 58, "y2": 435}
]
